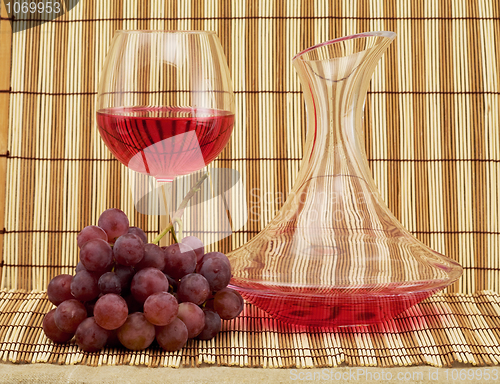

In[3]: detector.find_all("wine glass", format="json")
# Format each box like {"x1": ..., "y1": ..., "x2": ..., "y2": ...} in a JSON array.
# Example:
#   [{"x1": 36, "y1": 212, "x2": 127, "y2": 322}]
[
  {"x1": 96, "y1": 30, "x2": 235, "y2": 243},
  {"x1": 96, "y1": 30, "x2": 235, "y2": 184}
]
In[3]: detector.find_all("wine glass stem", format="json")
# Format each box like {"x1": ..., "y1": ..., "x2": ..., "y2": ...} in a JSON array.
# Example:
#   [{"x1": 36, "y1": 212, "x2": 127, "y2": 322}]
[
  {"x1": 154, "y1": 172, "x2": 209, "y2": 245},
  {"x1": 159, "y1": 181, "x2": 172, "y2": 247}
]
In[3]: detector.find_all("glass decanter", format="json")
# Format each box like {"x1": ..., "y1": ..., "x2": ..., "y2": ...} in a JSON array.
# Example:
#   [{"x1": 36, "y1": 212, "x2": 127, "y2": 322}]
[{"x1": 227, "y1": 31, "x2": 463, "y2": 327}]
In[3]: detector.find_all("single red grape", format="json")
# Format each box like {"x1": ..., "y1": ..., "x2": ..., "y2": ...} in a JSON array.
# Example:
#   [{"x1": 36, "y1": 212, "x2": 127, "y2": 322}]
[
  {"x1": 77, "y1": 225, "x2": 108, "y2": 248},
  {"x1": 75, "y1": 261, "x2": 86, "y2": 273},
  {"x1": 130, "y1": 267, "x2": 169, "y2": 303},
  {"x1": 214, "y1": 288, "x2": 244, "y2": 320},
  {"x1": 94, "y1": 293, "x2": 128, "y2": 330},
  {"x1": 54, "y1": 299, "x2": 87, "y2": 333},
  {"x1": 163, "y1": 243, "x2": 196, "y2": 280},
  {"x1": 113, "y1": 233, "x2": 144, "y2": 266},
  {"x1": 47, "y1": 274, "x2": 74, "y2": 306},
  {"x1": 177, "y1": 302, "x2": 205, "y2": 338},
  {"x1": 98, "y1": 208, "x2": 129, "y2": 244},
  {"x1": 177, "y1": 273, "x2": 210, "y2": 305},
  {"x1": 43, "y1": 309, "x2": 74, "y2": 343},
  {"x1": 143, "y1": 291, "x2": 178, "y2": 326},
  {"x1": 117, "y1": 312, "x2": 155, "y2": 350},
  {"x1": 79, "y1": 239, "x2": 113, "y2": 273},
  {"x1": 181, "y1": 236, "x2": 204, "y2": 264},
  {"x1": 98, "y1": 272, "x2": 122, "y2": 295},
  {"x1": 128, "y1": 226, "x2": 148, "y2": 243},
  {"x1": 156, "y1": 317, "x2": 188, "y2": 351},
  {"x1": 197, "y1": 309, "x2": 221, "y2": 340},
  {"x1": 75, "y1": 317, "x2": 110, "y2": 352},
  {"x1": 135, "y1": 243, "x2": 165, "y2": 271},
  {"x1": 198, "y1": 252, "x2": 231, "y2": 292},
  {"x1": 71, "y1": 270, "x2": 99, "y2": 302},
  {"x1": 114, "y1": 264, "x2": 135, "y2": 293}
]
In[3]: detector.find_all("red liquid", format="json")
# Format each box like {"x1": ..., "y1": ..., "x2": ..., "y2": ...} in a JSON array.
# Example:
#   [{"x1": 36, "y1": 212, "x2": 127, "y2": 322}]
[
  {"x1": 96, "y1": 107, "x2": 234, "y2": 181},
  {"x1": 230, "y1": 281, "x2": 439, "y2": 328}
]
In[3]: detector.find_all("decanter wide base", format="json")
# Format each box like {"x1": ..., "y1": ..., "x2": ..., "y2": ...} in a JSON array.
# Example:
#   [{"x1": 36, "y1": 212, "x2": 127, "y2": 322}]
[{"x1": 231, "y1": 282, "x2": 441, "y2": 327}]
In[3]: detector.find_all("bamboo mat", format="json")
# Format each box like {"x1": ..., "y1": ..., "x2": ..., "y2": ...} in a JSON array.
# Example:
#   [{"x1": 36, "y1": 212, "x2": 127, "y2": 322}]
[
  {"x1": 1, "y1": 289, "x2": 500, "y2": 368},
  {"x1": 1, "y1": 0, "x2": 500, "y2": 368}
]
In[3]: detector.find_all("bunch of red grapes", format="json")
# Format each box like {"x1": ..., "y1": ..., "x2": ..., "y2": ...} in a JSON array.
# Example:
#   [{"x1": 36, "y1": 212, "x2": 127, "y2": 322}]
[{"x1": 43, "y1": 208, "x2": 244, "y2": 352}]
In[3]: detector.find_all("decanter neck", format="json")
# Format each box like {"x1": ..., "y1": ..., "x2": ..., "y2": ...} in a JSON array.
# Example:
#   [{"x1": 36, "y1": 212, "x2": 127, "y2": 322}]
[{"x1": 292, "y1": 32, "x2": 395, "y2": 183}]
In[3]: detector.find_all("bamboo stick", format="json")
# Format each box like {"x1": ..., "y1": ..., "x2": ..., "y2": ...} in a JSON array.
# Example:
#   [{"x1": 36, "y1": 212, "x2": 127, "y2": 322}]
[{"x1": 0, "y1": 1, "x2": 13, "y2": 288}]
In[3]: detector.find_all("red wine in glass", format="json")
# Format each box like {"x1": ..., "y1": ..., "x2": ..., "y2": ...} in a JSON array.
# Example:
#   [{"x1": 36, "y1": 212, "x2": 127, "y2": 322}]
[{"x1": 96, "y1": 106, "x2": 235, "y2": 182}]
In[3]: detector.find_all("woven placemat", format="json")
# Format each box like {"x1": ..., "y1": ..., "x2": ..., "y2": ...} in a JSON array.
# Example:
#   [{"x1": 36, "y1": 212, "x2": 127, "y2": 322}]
[
  {"x1": 1, "y1": 0, "x2": 500, "y2": 368},
  {"x1": 0, "y1": 289, "x2": 499, "y2": 368}
]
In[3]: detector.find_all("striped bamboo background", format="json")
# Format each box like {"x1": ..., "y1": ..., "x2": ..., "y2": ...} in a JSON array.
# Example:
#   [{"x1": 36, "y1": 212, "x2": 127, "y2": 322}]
[{"x1": 0, "y1": 0, "x2": 499, "y2": 368}]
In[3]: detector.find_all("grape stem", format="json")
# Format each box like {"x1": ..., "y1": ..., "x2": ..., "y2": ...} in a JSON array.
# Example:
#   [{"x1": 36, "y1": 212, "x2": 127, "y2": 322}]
[
  {"x1": 152, "y1": 171, "x2": 209, "y2": 245},
  {"x1": 153, "y1": 223, "x2": 174, "y2": 245},
  {"x1": 173, "y1": 217, "x2": 183, "y2": 240},
  {"x1": 170, "y1": 225, "x2": 179, "y2": 243}
]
